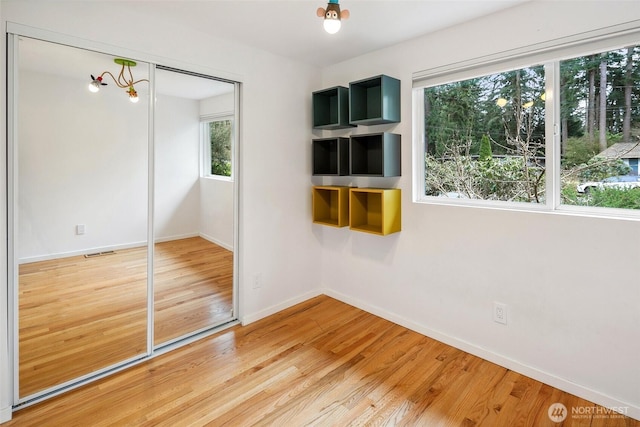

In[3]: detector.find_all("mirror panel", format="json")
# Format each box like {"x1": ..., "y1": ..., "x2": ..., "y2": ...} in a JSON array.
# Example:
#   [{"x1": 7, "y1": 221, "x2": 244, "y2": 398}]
[
  {"x1": 16, "y1": 37, "x2": 149, "y2": 398},
  {"x1": 153, "y1": 68, "x2": 235, "y2": 346}
]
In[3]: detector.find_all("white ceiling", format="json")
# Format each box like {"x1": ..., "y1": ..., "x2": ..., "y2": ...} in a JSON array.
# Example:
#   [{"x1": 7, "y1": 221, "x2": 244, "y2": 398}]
[
  {"x1": 18, "y1": 0, "x2": 531, "y2": 99},
  {"x1": 117, "y1": 0, "x2": 531, "y2": 67},
  {"x1": 18, "y1": 37, "x2": 235, "y2": 100}
]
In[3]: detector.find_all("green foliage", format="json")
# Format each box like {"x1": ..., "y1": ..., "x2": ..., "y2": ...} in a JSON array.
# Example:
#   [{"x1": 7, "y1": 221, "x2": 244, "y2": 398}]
[
  {"x1": 425, "y1": 154, "x2": 544, "y2": 203},
  {"x1": 562, "y1": 180, "x2": 640, "y2": 210},
  {"x1": 589, "y1": 187, "x2": 640, "y2": 209},
  {"x1": 563, "y1": 133, "x2": 627, "y2": 168},
  {"x1": 478, "y1": 157, "x2": 543, "y2": 202},
  {"x1": 561, "y1": 183, "x2": 581, "y2": 205},
  {"x1": 211, "y1": 160, "x2": 231, "y2": 177},
  {"x1": 563, "y1": 136, "x2": 600, "y2": 167},
  {"x1": 478, "y1": 134, "x2": 492, "y2": 161},
  {"x1": 560, "y1": 57, "x2": 587, "y2": 138},
  {"x1": 425, "y1": 153, "x2": 474, "y2": 197},
  {"x1": 577, "y1": 157, "x2": 630, "y2": 181},
  {"x1": 425, "y1": 81, "x2": 483, "y2": 157},
  {"x1": 606, "y1": 132, "x2": 623, "y2": 145},
  {"x1": 209, "y1": 120, "x2": 232, "y2": 177}
]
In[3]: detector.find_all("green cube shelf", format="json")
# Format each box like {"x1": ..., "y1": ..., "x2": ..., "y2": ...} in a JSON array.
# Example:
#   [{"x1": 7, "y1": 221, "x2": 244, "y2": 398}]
[
  {"x1": 349, "y1": 75, "x2": 400, "y2": 125},
  {"x1": 312, "y1": 86, "x2": 355, "y2": 130}
]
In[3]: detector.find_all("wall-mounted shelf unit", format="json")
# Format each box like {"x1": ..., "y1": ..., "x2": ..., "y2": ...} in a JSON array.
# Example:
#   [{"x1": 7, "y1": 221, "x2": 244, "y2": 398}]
[
  {"x1": 313, "y1": 137, "x2": 349, "y2": 176},
  {"x1": 350, "y1": 188, "x2": 401, "y2": 235},
  {"x1": 349, "y1": 75, "x2": 400, "y2": 125},
  {"x1": 312, "y1": 186, "x2": 350, "y2": 228},
  {"x1": 312, "y1": 86, "x2": 355, "y2": 130},
  {"x1": 350, "y1": 132, "x2": 401, "y2": 177}
]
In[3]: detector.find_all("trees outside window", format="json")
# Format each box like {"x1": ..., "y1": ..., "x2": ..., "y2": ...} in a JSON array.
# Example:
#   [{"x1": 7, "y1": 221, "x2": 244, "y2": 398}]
[
  {"x1": 424, "y1": 66, "x2": 546, "y2": 203},
  {"x1": 559, "y1": 47, "x2": 639, "y2": 209},
  {"x1": 420, "y1": 44, "x2": 640, "y2": 211},
  {"x1": 204, "y1": 119, "x2": 232, "y2": 178}
]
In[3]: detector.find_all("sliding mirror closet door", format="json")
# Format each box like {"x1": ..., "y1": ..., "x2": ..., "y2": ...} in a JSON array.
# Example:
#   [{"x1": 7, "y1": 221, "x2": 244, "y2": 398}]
[
  {"x1": 153, "y1": 68, "x2": 236, "y2": 346},
  {"x1": 14, "y1": 37, "x2": 150, "y2": 399}
]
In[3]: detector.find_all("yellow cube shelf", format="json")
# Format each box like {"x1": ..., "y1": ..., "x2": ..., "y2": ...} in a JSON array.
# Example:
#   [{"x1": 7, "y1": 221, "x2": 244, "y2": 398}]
[
  {"x1": 349, "y1": 188, "x2": 401, "y2": 235},
  {"x1": 312, "y1": 186, "x2": 350, "y2": 228}
]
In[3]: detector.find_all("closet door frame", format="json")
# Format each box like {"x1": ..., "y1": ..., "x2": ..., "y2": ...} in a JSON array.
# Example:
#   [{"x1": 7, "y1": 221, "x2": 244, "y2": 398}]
[{"x1": 5, "y1": 23, "x2": 241, "y2": 409}]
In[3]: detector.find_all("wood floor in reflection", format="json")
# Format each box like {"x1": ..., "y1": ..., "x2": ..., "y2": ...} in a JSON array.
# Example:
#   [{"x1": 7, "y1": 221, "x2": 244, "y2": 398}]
[
  {"x1": 18, "y1": 236, "x2": 233, "y2": 398},
  {"x1": 8, "y1": 295, "x2": 638, "y2": 426}
]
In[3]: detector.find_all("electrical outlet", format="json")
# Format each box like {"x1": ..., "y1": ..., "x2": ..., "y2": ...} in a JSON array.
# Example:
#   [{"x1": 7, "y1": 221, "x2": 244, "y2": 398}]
[
  {"x1": 253, "y1": 273, "x2": 262, "y2": 289},
  {"x1": 76, "y1": 224, "x2": 86, "y2": 235},
  {"x1": 493, "y1": 302, "x2": 507, "y2": 325}
]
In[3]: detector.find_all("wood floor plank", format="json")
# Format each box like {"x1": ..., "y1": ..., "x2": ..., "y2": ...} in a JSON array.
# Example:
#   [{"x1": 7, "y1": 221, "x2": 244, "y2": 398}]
[
  {"x1": 7, "y1": 295, "x2": 638, "y2": 426},
  {"x1": 18, "y1": 237, "x2": 233, "y2": 397}
]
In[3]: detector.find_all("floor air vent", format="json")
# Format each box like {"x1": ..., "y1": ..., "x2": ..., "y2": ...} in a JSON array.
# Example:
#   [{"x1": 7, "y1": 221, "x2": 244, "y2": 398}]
[{"x1": 84, "y1": 251, "x2": 116, "y2": 258}]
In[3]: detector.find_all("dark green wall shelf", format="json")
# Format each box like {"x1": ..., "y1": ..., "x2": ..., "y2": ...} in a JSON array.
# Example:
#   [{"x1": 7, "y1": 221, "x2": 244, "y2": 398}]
[
  {"x1": 312, "y1": 86, "x2": 355, "y2": 130},
  {"x1": 349, "y1": 75, "x2": 400, "y2": 125},
  {"x1": 350, "y1": 132, "x2": 401, "y2": 177},
  {"x1": 313, "y1": 137, "x2": 350, "y2": 176}
]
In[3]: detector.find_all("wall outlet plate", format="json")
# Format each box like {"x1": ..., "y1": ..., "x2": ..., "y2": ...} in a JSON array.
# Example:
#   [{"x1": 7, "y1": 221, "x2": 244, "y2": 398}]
[
  {"x1": 253, "y1": 272, "x2": 262, "y2": 289},
  {"x1": 493, "y1": 302, "x2": 507, "y2": 325}
]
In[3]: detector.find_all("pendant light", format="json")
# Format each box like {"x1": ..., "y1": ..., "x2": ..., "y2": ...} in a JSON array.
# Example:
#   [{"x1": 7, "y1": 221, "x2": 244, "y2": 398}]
[{"x1": 89, "y1": 58, "x2": 148, "y2": 103}]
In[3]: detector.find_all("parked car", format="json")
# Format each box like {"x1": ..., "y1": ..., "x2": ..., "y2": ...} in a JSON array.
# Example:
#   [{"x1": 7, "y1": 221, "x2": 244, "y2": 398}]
[{"x1": 576, "y1": 175, "x2": 640, "y2": 194}]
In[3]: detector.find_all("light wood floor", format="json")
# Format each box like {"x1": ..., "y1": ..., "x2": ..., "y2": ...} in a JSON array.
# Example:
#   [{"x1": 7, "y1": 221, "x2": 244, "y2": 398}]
[
  {"x1": 18, "y1": 237, "x2": 232, "y2": 398},
  {"x1": 8, "y1": 296, "x2": 638, "y2": 426},
  {"x1": 154, "y1": 237, "x2": 233, "y2": 344}
]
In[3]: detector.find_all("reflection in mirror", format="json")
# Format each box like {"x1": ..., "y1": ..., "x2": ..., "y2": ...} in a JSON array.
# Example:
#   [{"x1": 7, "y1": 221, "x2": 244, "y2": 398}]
[
  {"x1": 15, "y1": 37, "x2": 149, "y2": 398},
  {"x1": 153, "y1": 67, "x2": 235, "y2": 346}
]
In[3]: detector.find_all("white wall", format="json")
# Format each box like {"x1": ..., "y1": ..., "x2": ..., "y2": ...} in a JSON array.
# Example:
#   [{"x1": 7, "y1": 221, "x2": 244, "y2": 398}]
[
  {"x1": 200, "y1": 92, "x2": 234, "y2": 117},
  {"x1": 1, "y1": 1, "x2": 322, "y2": 421},
  {"x1": 199, "y1": 92, "x2": 235, "y2": 249},
  {"x1": 17, "y1": 70, "x2": 202, "y2": 261},
  {"x1": 154, "y1": 93, "x2": 201, "y2": 241},
  {"x1": 199, "y1": 178, "x2": 234, "y2": 250},
  {"x1": 318, "y1": 1, "x2": 640, "y2": 419},
  {"x1": 18, "y1": 69, "x2": 149, "y2": 261}
]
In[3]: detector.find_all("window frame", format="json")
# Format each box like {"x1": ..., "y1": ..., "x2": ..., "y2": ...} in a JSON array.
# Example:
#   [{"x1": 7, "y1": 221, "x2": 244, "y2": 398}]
[
  {"x1": 201, "y1": 113, "x2": 234, "y2": 181},
  {"x1": 412, "y1": 21, "x2": 640, "y2": 219}
]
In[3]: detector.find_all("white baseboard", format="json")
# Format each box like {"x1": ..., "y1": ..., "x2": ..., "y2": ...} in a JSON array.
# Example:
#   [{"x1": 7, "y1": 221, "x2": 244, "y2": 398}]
[
  {"x1": 0, "y1": 405, "x2": 12, "y2": 423},
  {"x1": 323, "y1": 288, "x2": 640, "y2": 421},
  {"x1": 19, "y1": 241, "x2": 147, "y2": 264},
  {"x1": 199, "y1": 233, "x2": 233, "y2": 251},
  {"x1": 240, "y1": 289, "x2": 324, "y2": 326},
  {"x1": 154, "y1": 233, "x2": 199, "y2": 243},
  {"x1": 18, "y1": 233, "x2": 232, "y2": 264}
]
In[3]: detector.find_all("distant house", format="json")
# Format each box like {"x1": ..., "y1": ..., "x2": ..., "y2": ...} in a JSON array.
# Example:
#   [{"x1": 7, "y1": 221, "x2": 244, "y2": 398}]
[{"x1": 598, "y1": 141, "x2": 640, "y2": 175}]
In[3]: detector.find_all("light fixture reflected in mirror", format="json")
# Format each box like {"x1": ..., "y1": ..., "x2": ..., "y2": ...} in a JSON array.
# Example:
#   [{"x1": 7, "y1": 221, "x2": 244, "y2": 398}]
[
  {"x1": 496, "y1": 97, "x2": 508, "y2": 108},
  {"x1": 89, "y1": 58, "x2": 148, "y2": 103},
  {"x1": 496, "y1": 93, "x2": 545, "y2": 109}
]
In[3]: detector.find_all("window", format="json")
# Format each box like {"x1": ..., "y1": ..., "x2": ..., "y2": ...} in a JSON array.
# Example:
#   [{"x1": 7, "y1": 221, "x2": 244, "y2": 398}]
[
  {"x1": 203, "y1": 117, "x2": 233, "y2": 178},
  {"x1": 423, "y1": 65, "x2": 546, "y2": 203},
  {"x1": 415, "y1": 39, "x2": 640, "y2": 213},
  {"x1": 560, "y1": 48, "x2": 640, "y2": 210}
]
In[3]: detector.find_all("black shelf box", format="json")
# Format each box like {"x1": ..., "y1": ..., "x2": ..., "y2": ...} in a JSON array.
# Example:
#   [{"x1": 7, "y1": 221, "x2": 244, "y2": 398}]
[
  {"x1": 350, "y1": 132, "x2": 401, "y2": 177},
  {"x1": 313, "y1": 137, "x2": 350, "y2": 176},
  {"x1": 312, "y1": 86, "x2": 355, "y2": 130}
]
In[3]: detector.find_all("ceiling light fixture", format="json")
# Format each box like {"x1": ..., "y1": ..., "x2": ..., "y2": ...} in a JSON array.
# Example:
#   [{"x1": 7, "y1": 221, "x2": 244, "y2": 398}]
[
  {"x1": 317, "y1": 0, "x2": 349, "y2": 34},
  {"x1": 89, "y1": 58, "x2": 148, "y2": 103}
]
